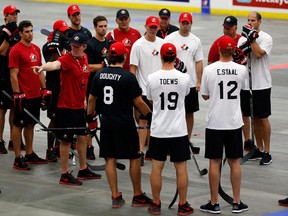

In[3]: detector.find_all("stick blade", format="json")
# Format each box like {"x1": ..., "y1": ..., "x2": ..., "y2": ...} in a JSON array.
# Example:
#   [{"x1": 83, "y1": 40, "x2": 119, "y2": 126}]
[
  {"x1": 200, "y1": 168, "x2": 208, "y2": 176},
  {"x1": 40, "y1": 28, "x2": 51, "y2": 36}
]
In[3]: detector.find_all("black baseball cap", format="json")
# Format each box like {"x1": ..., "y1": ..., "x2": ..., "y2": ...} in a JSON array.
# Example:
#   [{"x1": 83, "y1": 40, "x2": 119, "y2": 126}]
[
  {"x1": 159, "y1": 8, "x2": 171, "y2": 18},
  {"x1": 116, "y1": 9, "x2": 130, "y2": 19},
  {"x1": 69, "y1": 33, "x2": 88, "y2": 46},
  {"x1": 223, "y1": 16, "x2": 237, "y2": 27}
]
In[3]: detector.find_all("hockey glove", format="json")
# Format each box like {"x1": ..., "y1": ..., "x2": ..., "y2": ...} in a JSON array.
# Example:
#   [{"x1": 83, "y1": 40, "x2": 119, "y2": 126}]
[
  {"x1": 87, "y1": 111, "x2": 97, "y2": 137},
  {"x1": 40, "y1": 88, "x2": 52, "y2": 111},
  {"x1": 174, "y1": 57, "x2": 187, "y2": 73},
  {"x1": 2, "y1": 21, "x2": 18, "y2": 41},
  {"x1": 232, "y1": 47, "x2": 248, "y2": 65},
  {"x1": 102, "y1": 57, "x2": 109, "y2": 68},
  {"x1": 242, "y1": 25, "x2": 259, "y2": 42},
  {"x1": 13, "y1": 92, "x2": 26, "y2": 125},
  {"x1": 47, "y1": 30, "x2": 61, "y2": 50},
  {"x1": 239, "y1": 41, "x2": 252, "y2": 55}
]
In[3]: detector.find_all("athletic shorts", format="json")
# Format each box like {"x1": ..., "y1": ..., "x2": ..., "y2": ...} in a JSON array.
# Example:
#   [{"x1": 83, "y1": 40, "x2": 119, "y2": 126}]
[
  {"x1": 185, "y1": 87, "x2": 199, "y2": 113},
  {"x1": 99, "y1": 124, "x2": 140, "y2": 159},
  {"x1": 0, "y1": 81, "x2": 13, "y2": 109},
  {"x1": 13, "y1": 97, "x2": 41, "y2": 127},
  {"x1": 205, "y1": 128, "x2": 243, "y2": 159},
  {"x1": 139, "y1": 95, "x2": 153, "y2": 120},
  {"x1": 55, "y1": 108, "x2": 87, "y2": 142},
  {"x1": 241, "y1": 88, "x2": 271, "y2": 118},
  {"x1": 47, "y1": 94, "x2": 59, "y2": 120},
  {"x1": 149, "y1": 135, "x2": 191, "y2": 162}
]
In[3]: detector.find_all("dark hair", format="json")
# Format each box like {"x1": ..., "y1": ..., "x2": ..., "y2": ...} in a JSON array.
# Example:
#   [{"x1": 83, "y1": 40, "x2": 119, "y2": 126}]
[
  {"x1": 255, "y1": 11, "x2": 262, "y2": 21},
  {"x1": 93, "y1": 15, "x2": 107, "y2": 27},
  {"x1": 109, "y1": 55, "x2": 125, "y2": 65},
  {"x1": 162, "y1": 55, "x2": 175, "y2": 63},
  {"x1": 18, "y1": 20, "x2": 33, "y2": 32}
]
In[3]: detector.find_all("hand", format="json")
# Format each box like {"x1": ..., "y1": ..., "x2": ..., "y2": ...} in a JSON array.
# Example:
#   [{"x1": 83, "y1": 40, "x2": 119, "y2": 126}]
[
  {"x1": 47, "y1": 30, "x2": 61, "y2": 50},
  {"x1": 174, "y1": 57, "x2": 187, "y2": 73},
  {"x1": 242, "y1": 25, "x2": 259, "y2": 42},
  {"x1": 239, "y1": 41, "x2": 252, "y2": 55},
  {"x1": 40, "y1": 88, "x2": 52, "y2": 111},
  {"x1": 102, "y1": 57, "x2": 109, "y2": 68},
  {"x1": 2, "y1": 21, "x2": 17, "y2": 41},
  {"x1": 32, "y1": 66, "x2": 44, "y2": 74},
  {"x1": 87, "y1": 111, "x2": 97, "y2": 137},
  {"x1": 232, "y1": 47, "x2": 248, "y2": 65}
]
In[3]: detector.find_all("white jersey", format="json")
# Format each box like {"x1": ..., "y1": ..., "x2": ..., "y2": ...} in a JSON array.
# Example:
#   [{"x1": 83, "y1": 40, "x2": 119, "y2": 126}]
[
  {"x1": 201, "y1": 61, "x2": 247, "y2": 129},
  {"x1": 146, "y1": 68, "x2": 190, "y2": 138},
  {"x1": 130, "y1": 36, "x2": 164, "y2": 95},
  {"x1": 164, "y1": 31, "x2": 204, "y2": 87},
  {"x1": 238, "y1": 30, "x2": 273, "y2": 90}
]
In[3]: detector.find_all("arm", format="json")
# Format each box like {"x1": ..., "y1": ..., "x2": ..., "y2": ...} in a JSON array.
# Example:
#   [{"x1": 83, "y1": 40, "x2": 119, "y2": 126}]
[
  {"x1": 133, "y1": 95, "x2": 151, "y2": 116},
  {"x1": 39, "y1": 71, "x2": 46, "y2": 89},
  {"x1": 87, "y1": 94, "x2": 97, "y2": 115},
  {"x1": 0, "y1": 40, "x2": 10, "y2": 56},
  {"x1": 130, "y1": 64, "x2": 138, "y2": 75},
  {"x1": 250, "y1": 40, "x2": 266, "y2": 59},
  {"x1": 88, "y1": 63, "x2": 104, "y2": 73},
  {"x1": 195, "y1": 60, "x2": 203, "y2": 92},
  {"x1": 10, "y1": 68, "x2": 20, "y2": 92},
  {"x1": 32, "y1": 60, "x2": 61, "y2": 74}
]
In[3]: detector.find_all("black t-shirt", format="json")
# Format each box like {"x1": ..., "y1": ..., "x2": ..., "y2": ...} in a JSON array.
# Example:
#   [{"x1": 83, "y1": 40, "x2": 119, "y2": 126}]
[
  {"x1": 66, "y1": 26, "x2": 92, "y2": 49},
  {"x1": 156, "y1": 24, "x2": 179, "y2": 39}
]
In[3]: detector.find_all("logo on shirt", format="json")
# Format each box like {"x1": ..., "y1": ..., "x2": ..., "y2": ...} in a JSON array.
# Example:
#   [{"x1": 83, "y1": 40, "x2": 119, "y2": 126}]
[
  {"x1": 102, "y1": 47, "x2": 108, "y2": 57},
  {"x1": 181, "y1": 44, "x2": 189, "y2": 50},
  {"x1": 152, "y1": 49, "x2": 159, "y2": 56},
  {"x1": 122, "y1": 38, "x2": 131, "y2": 46},
  {"x1": 30, "y1": 53, "x2": 38, "y2": 62},
  {"x1": 83, "y1": 65, "x2": 89, "y2": 73}
]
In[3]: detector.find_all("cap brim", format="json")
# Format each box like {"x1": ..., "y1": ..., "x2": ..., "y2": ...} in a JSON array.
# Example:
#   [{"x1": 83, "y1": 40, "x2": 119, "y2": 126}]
[
  {"x1": 147, "y1": 23, "x2": 159, "y2": 27},
  {"x1": 160, "y1": 15, "x2": 170, "y2": 18},
  {"x1": 223, "y1": 24, "x2": 233, "y2": 27},
  {"x1": 59, "y1": 26, "x2": 69, "y2": 33},
  {"x1": 69, "y1": 10, "x2": 80, "y2": 16},
  {"x1": 180, "y1": 19, "x2": 192, "y2": 23},
  {"x1": 70, "y1": 42, "x2": 82, "y2": 46}
]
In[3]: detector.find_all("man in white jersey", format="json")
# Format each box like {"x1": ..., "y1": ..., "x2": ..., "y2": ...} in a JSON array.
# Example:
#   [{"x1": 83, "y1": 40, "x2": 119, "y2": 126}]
[
  {"x1": 146, "y1": 43, "x2": 193, "y2": 215},
  {"x1": 164, "y1": 12, "x2": 203, "y2": 151},
  {"x1": 238, "y1": 11, "x2": 273, "y2": 165},
  {"x1": 200, "y1": 36, "x2": 248, "y2": 214},
  {"x1": 130, "y1": 16, "x2": 164, "y2": 166}
]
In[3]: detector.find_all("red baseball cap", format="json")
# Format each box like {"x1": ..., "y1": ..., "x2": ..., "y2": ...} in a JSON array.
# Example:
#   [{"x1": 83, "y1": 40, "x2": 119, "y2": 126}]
[
  {"x1": 110, "y1": 42, "x2": 129, "y2": 56},
  {"x1": 53, "y1": 20, "x2": 69, "y2": 33},
  {"x1": 3, "y1": 5, "x2": 20, "y2": 16},
  {"x1": 161, "y1": 43, "x2": 176, "y2": 57},
  {"x1": 67, "y1": 4, "x2": 80, "y2": 16},
  {"x1": 146, "y1": 16, "x2": 160, "y2": 27},
  {"x1": 218, "y1": 36, "x2": 236, "y2": 53},
  {"x1": 179, "y1": 12, "x2": 192, "y2": 23}
]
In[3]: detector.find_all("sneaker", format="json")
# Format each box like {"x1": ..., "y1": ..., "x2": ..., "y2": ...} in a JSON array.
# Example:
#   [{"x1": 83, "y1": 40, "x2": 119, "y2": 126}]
[
  {"x1": 148, "y1": 201, "x2": 161, "y2": 215},
  {"x1": 248, "y1": 148, "x2": 264, "y2": 161},
  {"x1": 132, "y1": 192, "x2": 152, "y2": 207},
  {"x1": 178, "y1": 201, "x2": 194, "y2": 215},
  {"x1": 77, "y1": 167, "x2": 102, "y2": 180},
  {"x1": 244, "y1": 139, "x2": 254, "y2": 151},
  {"x1": 13, "y1": 155, "x2": 31, "y2": 170},
  {"x1": 200, "y1": 201, "x2": 221, "y2": 214},
  {"x1": 59, "y1": 171, "x2": 82, "y2": 186},
  {"x1": 25, "y1": 152, "x2": 48, "y2": 164},
  {"x1": 8, "y1": 140, "x2": 26, "y2": 151},
  {"x1": 86, "y1": 145, "x2": 96, "y2": 160},
  {"x1": 278, "y1": 197, "x2": 288, "y2": 206},
  {"x1": 46, "y1": 148, "x2": 57, "y2": 162},
  {"x1": 259, "y1": 152, "x2": 272, "y2": 165},
  {"x1": 0, "y1": 140, "x2": 8, "y2": 154},
  {"x1": 232, "y1": 201, "x2": 248, "y2": 213},
  {"x1": 112, "y1": 193, "x2": 125, "y2": 208},
  {"x1": 139, "y1": 151, "x2": 145, "y2": 166}
]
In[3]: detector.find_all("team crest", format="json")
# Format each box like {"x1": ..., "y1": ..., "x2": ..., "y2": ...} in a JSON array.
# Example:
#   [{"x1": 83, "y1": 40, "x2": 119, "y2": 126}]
[
  {"x1": 152, "y1": 49, "x2": 159, "y2": 56},
  {"x1": 181, "y1": 44, "x2": 189, "y2": 50},
  {"x1": 102, "y1": 47, "x2": 108, "y2": 57},
  {"x1": 122, "y1": 38, "x2": 131, "y2": 46},
  {"x1": 30, "y1": 53, "x2": 38, "y2": 62},
  {"x1": 83, "y1": 65, "x2": 89, "y2": 73}
]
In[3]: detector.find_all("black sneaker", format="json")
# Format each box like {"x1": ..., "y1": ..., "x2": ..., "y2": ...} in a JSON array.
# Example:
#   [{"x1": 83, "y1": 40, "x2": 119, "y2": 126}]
[
  {"x1": 259, "y1": 152, "x2": 272, "y2": 165},
  {"x1": 77, "y1": 167, "x2": 102, "y2": 180},
  {"x1": 8, "y1": 140, "x2": 26, "y2": 151},
  {"x1": 46, "y1": 148, "x2": 57, "y2": 162},
  {"x1": 13, "y1": 155, "x2": 31, "y2": 170},
  {"x1": 86, "y1": 145, "x2": 96, "y2": 160},
  {"x1": 59, "y1": 171, "x2": 82, "y2": 186},
  {"x1": 148, "y1": 201, "x2": 161, "y2": 215},
  {"x1": 25, "y1": 152, "x2": 48, "y2": 164},
  {"x1": 0, "y1": 140, "x2": 8, "y2": 154},
  {"x1": 112, "y1": 192, "x2": 125, "y2": 208},
  {"x1": 178, "y1": 201, "x2": 194, "y2": 215},
  {"x1": 278, "y1": 197, "x2": 288, "y2": 206},
  {"x1": 244, "y1": 139, "x2": 254, "y2": 151},
  {"x1": 248, "y1": 148, "x2": 264, "y2": 161},
  {"x1": 200, "y1": 201, "x2": 221, "y2": 214},
  {"x1": 132, "y1": 192, "x2": 152, "y2": 207},
  {"x1": 232, "y1": 201, "x2": 248, "y2": 213},
  {"x1": 139, "y1": 151, "x2": 145, "y2": 166}
]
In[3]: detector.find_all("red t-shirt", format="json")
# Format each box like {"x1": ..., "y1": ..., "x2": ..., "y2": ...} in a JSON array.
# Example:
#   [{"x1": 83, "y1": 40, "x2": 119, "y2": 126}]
[
  {"x1": 57, "y1": 52, "x2": 90, "y2": 109},
  {"x1": 208, "y1": 34, "x2": 241, "y2": 64},
  {"x1": 106, "y1": 27, "x2": 141, "y2": 70},
  {"x1": 9, "y1": 42, "x2": 42, "y2": 99}
]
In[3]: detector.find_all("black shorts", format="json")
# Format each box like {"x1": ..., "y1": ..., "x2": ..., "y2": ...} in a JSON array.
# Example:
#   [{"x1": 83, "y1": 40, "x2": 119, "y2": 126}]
[
  {"x1": 241, "y1": 88, "x2": 271, "y2": 118},
  {"x1": 185, "y1": 87, "x2": 199, "y2": 113},
  {"x1": 47, "y1": 94, "x2": 59, "y2": 120},
  {"x1": 55, "y1": 108, "x2": 87, "y2": 142},
  {"x1": 0, "y1": 82, "x2": 13, "y2": 109},
  {"x1": 99, "y1": 124, "x2": 139, "y2": 159},
  {"x1": 205, "y1": 128, "x2": 243, "y2": 159},
  {"x1": 149, "y1": 136, "x2": 191, "y2": 162},
  {"x1": 13, "y1": 97, "x2": 41, "y2": 127},
  {"x1": 139, "y1": 95, "x2": 153, "y2": 120}
]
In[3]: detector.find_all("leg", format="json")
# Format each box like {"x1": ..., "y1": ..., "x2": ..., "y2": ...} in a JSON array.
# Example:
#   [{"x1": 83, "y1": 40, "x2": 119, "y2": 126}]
[
  {"x1": 228, "y1": 158, "x2": 242, "y2": 203},
  {"x1": 0, "y1": 108, "x2": 7, "y2": 141},
  {"x1": 12, "y1": 125, "x2": 23, "y2": 157},
  {"x1": 209, "y1": 159, "x2": 221, "y2": 204},
  {"x1": 105, "y1": 157, "x2": 119, "y2": 197},
  {"x1": 174, "y1": 161, "x2": 188, "y2": 205},
  {"x1": 129, "y1": 157, "x2": 142, "y2": 195},
  {"x1": 76, "y1": 135, "x2": 88, "y2": 170},
  {"x1": 242, "y1": 116, "x2": 251, "y2": 142},
  {"x1": 186, "y1": 112, "x2": 194, "y2": 141},
  {"x1": 23, "y1": 123, "x2": 35, "y2": 155},
  {"x1": 150, "y1": 159, "x2": 165, "y2": 204},
  {"x1": 138, "y1": 119, "x2": 148, "y2": 153},
  {"x1": 8, "y1": 109, "x2": 14, "y2": 141},
  {"x1": 259, "y1": 118, "x2": 271, "y2": 153},
  {"x1": 60, "y1": 140, "x2": 71, "y2": 173},
  {"x1": 47, "y1": 119, "x2": 56, "y2": 149}
]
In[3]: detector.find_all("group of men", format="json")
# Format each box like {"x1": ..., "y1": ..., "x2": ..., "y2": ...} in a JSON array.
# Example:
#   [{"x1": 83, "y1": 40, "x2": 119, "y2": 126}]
[{"x1": 0, "y1": 3, "x2": 276, "y2": 215}]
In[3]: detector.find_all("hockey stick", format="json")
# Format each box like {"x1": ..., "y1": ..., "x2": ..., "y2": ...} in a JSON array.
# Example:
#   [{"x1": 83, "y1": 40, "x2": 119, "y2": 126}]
[
  {"x1": 40, "y1": 28, "x2": 50, "y2": 36},
  {"x1": 218, "y1": 160, "x2": 233, "y2": 205}
]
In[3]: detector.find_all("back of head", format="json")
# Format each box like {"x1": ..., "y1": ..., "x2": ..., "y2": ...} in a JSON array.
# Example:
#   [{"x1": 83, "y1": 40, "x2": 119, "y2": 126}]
[
  {"x1": 3, "y1": 5, "x2": 20, "y2": 16},
  {"x1": 218, "y1": 36, "x2": 236, "y2": 56},
  {"x1": 109, "y1": 42, "x2": 128, "y2": 64},
  {"x1": 53, "y1": 20, "x2": 69, "y2": 33},
  {"x1": 160, "y1": 43, "x2": 176, "y2": 62}
]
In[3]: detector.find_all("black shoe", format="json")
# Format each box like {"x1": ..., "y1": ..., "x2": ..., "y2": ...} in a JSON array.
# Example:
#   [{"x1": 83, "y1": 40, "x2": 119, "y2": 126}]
[
  {"x1": 248, "y1": 148, "x2": 264, "y2": 161},
  {"x1": 259, "y1": 152, "x2": 272, "y2": 165},
  {"x1": 112, "y1": 192, "x2": 125, "y2": 208},
  {"x1": 0, "y1": 140, "x2": 8, "y2": 154},
  {"x1": 8, "y1": 140, "x2": 26, "y2": 151},
  {"x1": 25, "y1": 152, "x2": 48, "y2": 164},
  {"x1": 148, "y1": 201, "x2": 161, "y2": 215},
  {"x1": 178, "y1": 201, "x2": 194, "y2": 215},
  {"x1": 46, "y1": 148, "x2": 57, "y2": 162},
  {"x1": 131, "y1": 192, "x2": 152, "y2": 207},
  {"x1": 232, "y1": 201, "x2": 248, "y2": 213},
  {"x1": 139, "y1": 151, "x2": 145, "y2": 166},
  {"x1": 77, "y1": 167, "x2": 101, "y2": 180},
  {"x1": 278, "y1": 197, "x2": 288, "y2": 206},
  {"x1": 8, "y1": 140, "x2": 13, "y2": 150},
  {"x1": 13, "y1": 155, "x2": 31, "y2": 170},
  {"x1": 190, "y1": 142, "x2": 200, "y2": 154},
  {"x1": 200, "y1": 201, "x2": 221, "y2": 214},
  {"x1": 86, "y1": 145, "x2": 96, "y2": 160},
  {"x1": 244, "y1": 139, "x2": 254, "y2": 151},
  {"x1": 59, "y1": 171, "x2": 82, "y2": 186}
]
